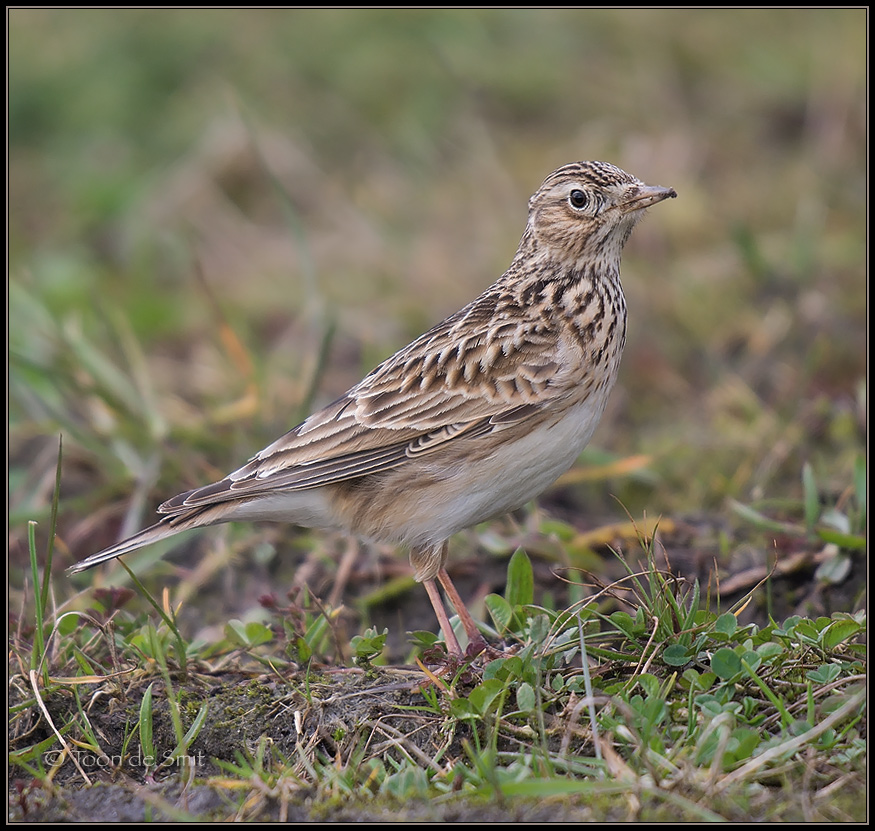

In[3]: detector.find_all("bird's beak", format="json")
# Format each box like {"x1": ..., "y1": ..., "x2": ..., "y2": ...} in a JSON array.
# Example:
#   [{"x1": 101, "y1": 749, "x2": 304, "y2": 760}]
[{"x1": 624, "y1": 184, "x2": 677, "y2": 211}]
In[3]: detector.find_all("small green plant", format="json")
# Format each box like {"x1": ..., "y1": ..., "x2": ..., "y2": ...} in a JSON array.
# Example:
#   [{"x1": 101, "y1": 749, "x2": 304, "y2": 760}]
[
  {"x1": 351, "y1": 627, "x2": 388, "y2": 671},
  {"x1": 260, "y1": 588, "x2": 342, "y2": 665},
  {"x1": 731, "y1": 458, "x2": 866, "y2": 590}
]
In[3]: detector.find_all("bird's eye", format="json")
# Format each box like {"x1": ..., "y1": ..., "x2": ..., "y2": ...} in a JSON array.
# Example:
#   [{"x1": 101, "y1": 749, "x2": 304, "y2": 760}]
[{"x1": 569, "y1": 189, "x2": 589, "y2": 209}]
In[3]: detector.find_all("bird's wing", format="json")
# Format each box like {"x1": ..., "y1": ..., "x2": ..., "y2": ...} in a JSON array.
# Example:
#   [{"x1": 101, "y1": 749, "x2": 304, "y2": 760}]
[{"x1": 160, "y1": 293, "x2": 577, "y2": 514}]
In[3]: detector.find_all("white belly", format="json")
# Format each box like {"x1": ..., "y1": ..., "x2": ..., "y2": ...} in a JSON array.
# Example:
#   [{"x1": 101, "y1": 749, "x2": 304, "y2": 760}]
[{"x1": 395, "y1": 395, "x2": 610, "y2": 547}]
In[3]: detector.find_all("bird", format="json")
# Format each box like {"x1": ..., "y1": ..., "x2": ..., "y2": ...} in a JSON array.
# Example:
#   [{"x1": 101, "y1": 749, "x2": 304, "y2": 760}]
[{"x1": 68, "y1": 161, "x2": 676, "y2": 658}]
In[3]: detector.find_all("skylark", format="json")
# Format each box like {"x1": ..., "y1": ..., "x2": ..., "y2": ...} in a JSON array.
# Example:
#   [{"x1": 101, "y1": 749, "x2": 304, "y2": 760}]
[{"x1": 69, "y1": 161, "x2": 676, "y2": 657}]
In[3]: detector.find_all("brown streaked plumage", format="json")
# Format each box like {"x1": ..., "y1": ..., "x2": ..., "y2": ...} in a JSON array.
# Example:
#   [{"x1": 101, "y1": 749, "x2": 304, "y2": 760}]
[{"x1": 69, "y1": 161, "x2": 676, "y2": 658}]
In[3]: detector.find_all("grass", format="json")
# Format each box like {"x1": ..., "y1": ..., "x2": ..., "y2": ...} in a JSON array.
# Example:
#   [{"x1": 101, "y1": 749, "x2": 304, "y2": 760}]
[
  {"x1": 8, "y1": 8, "x2": 866, "y2": 822},
  {"x1": 9, "y1": 491, "x2": 867, "y2": 820}
]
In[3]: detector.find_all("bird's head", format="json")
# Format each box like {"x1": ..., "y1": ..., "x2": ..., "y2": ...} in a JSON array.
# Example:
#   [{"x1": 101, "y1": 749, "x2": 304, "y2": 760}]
[{"x1": 525, "y1": 161, "x2": 676, "y2": 269}]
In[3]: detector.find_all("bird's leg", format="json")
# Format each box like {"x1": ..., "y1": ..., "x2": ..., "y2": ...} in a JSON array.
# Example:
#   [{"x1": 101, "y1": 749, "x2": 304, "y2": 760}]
[
  {"x1": 413, "y1": 542, "x2": 488, "y2": 657},
  {"x1": 437, "y1": 566, "x2": 489, "y2": 656},
  {"x1": 423, "y1": 578, "x2": 463, "y2": 657}
]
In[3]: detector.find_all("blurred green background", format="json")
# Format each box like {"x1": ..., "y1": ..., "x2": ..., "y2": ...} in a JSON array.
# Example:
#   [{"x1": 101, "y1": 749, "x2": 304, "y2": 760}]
[{"x1": 9, "y1": 9, "x2": 866, "y2": 617}]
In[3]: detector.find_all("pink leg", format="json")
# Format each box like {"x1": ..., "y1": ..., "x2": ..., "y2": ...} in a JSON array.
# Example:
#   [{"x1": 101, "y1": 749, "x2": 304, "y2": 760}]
[
  {"x1": 437, "y1": 567, "x2": 488, "y2": 655},
  {"x1": 424, "y1": 578, "x2": 463, "y2": 656}
]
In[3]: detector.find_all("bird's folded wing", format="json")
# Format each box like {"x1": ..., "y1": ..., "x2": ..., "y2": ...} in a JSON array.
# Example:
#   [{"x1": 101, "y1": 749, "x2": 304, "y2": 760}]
[{"x1": 160, "y1": 309, "x2": 570, "y2": 514}]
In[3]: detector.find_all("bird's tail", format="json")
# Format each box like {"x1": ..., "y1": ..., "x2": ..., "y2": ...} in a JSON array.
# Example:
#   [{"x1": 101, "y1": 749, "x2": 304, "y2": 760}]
[
  {"x1": 67, "y1": 506, "x2": 217, "y2": 574},
  {"x1": 67, "y1": 519, "x2": 180, "y2": 574}
]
